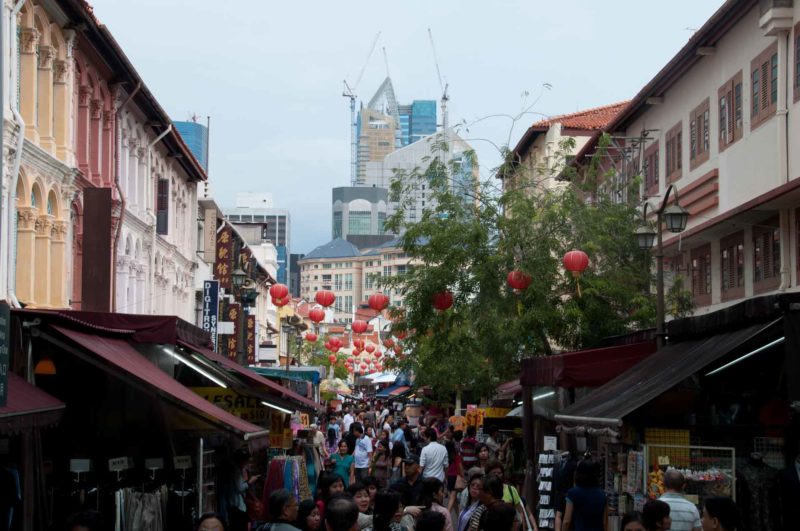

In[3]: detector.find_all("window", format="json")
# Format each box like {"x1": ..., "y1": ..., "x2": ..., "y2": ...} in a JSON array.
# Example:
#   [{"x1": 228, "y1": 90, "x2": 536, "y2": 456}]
[
  {"x1": 156, "y1": 178, "x2": 169, "y2": 234},
  {"x1": 396, "y1": 265, "x2": 407, "y2": 275},
  {"x1": 720, "y1": 231, "x2": 744, "y2": 301},
  {"x1": 753, "y1": 217, "x2": 781, "y2": 292},
  {"x1": 344, "y1": 273, "x2": 353, "y2": 290},
  {"x1": 332, "y1": 211, "x2": 343, "y2": 238},
  {"x1": 751, "y1": 43, "x2": 779, "y2": 129},
  {"x1": 691, "y1": 244, "x2": 712, "y2": 307},
  {"x1": 383, "y1": 266, "x2": 391, "y2": 278},
  {"x1": 322, "y1": 263, "x2": 332, "y2": 269},
  {"x1": 718, "y1": 72, "x2": 743, "y2": 151},
  {"x1": 794, "y1": 21, "x2": 800, "y2": 102},
  {"x1": 665, "y1": 122, "x2": 682, "y2": 183},
  {"x1": 334, "y1": 274, "x2": 342, "y2": 290},
  {"x1": 348, "y1": 211, "x2": 372, "y2": 235},
  {"x1": 689, "y1": 99, "x2": 710, "y2": 169},
  {"x1": 643, "y1": 140, "x2": 659, "y2": 195}
]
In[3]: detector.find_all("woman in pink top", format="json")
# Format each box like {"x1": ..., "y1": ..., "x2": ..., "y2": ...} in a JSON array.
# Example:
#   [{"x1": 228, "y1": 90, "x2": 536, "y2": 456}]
[{"x1": 420, "y1": 477, "x2": 454, "y2": 531}]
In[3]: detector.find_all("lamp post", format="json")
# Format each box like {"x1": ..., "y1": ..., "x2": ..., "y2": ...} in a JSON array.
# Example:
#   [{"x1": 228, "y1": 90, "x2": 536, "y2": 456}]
[
  {"x1": 636, "y1": 184, "x2": 689, "y2": 349},
  {"x1": 231, "y1": 267, "x2": 257, "y2": 365}
]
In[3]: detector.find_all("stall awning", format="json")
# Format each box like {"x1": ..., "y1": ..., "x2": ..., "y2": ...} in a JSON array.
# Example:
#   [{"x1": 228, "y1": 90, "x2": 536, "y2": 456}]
[
  {"x1": 496, "y1": 379, "x2": 522, "y2": 400},
  {"x1": 53, "y1": 326, "x2": 267, "y2": 440},
  {"x1": 555, "y1": 320, "x2": 781, "y2": 427},
  {"x1": 250, "y1": 366, "x2": 321, "y2": 385},
  {"x1": 377, "y1": 384, "x2": 411, "y2": 398},
  {"x1": 521, "y1": 340, "x2": 657, "y2": 388},
  {"x1": 0, "y1": 373, "x2": 65, "y2": 434},
  {"x1": 179, "y1": 341, "x2": 323, "y2": 412}
]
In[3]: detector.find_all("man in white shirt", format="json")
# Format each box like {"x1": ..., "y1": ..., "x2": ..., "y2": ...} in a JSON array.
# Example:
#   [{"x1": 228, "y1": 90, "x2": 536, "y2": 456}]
[
  {"x1": 353, "y1": 424, "x2": 373, "y2": 482},
  {"x1": 419, "y1": 427, "x2": 449, "y2": 482},
  {"x1": 343, "y1": 408, "x2": 355, "y2": 434},
  {"x1": 659, "y1": 469, "x2": 701, "y2": 531}
]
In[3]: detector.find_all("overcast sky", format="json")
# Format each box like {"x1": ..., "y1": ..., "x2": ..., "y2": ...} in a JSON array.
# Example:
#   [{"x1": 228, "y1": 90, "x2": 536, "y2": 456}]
[{"x1": 90, "y1": 0, "x2": 723, "y2": 254}]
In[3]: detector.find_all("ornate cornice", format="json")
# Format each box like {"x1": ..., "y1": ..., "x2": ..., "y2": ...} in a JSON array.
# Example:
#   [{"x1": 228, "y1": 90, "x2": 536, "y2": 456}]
[
  {"x1": 35, "y1": 215, "x2": 54, "y2": 237},
  {"x1": 38, "y1": 45, "x2": 55, "y2": 70},
  {"x1": 78, "y1": 86, "x2": 91, "y2": 107},
  {"x1": 90, "y1": 99, "x2": 103, "y2": 120},
  {"x1": 53, "y1": 60, "x2": 69, "y2": 84},
  {"x1": 20, "y1": 28, "x2": 39, "y2": 54},
  {"x1": 51, "y1": 220, "x2": 68, "y2": 242},
  {"x1": 17, "y1": 207, "x2": 38, "y2": 230}
]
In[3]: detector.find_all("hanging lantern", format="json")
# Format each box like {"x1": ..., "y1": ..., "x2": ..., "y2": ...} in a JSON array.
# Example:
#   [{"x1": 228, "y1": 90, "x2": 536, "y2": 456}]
[
  {"x1": 346, "y1": 365, "x2": 354, "y2": 373},
  {"x1": 269, "y1": 283, "x2": 289, "y2": 300},
  {"x1": 353, "y1": 339, "x2": 365, "y2": 350},
  {"x1": 507, "y1": 270, "x2": 532, "y2": 291},
  {"x1": 351, "y1": 348, "x2": 359, "y2": 356},
  {"x1": 324, "y1": 341, "x2": 333, "y2": 352},
  {"x1": 563, "y1": 250, "x2": 590, "y2": 298},
  {"x1": 365, "y1": 344, "x2": 375, "y2": 353},
  {"x1": 328, "y1": 354, "x2": 337, "y2": 364},
  {"x1": 360, "y1": 362, "x2": 367, "y2": 369},
  {"x1": 315, "y1": 290, "x2": 336, "y2": 308},
  {"x1": 393, "y1": 344, "x2": 403, "y2": 355},
  {"x1": 329, "y1": 337, "x2": 343, "y2": 350},
  {"x1": 432, "y1": 291, "x2": 454, "y2": 311},
  {"x1": 348, "y1": 357, "x2": 356, "y2": 364},
  {"x1": 351, "y1": 320, "x2": 368, "y2": 334},
  {"x1": 382, "y1": 338, "x2": 394, "y2": 349},
  {"x1": 374, "y1": 350, "x2": 382, "y2": 359},
  {"x1": 305, "y1": 332, "x2": 317, "y2": 342},
  {"x1": 309, "y1": 307, "x2": 325, "y2": 323},
  {"x1": 272, "y1": 295, "x2": 290, "y2": 307},
  {"x1": 368, "y1": 293, "x2": 390, "y2": 311},
  {"x1": 394, "y1": 330, "x2": 408, "y2": 340}
]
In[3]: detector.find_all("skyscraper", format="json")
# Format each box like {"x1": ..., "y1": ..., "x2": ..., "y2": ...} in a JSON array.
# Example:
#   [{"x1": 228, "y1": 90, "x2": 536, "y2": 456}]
[
  {"x1": 398, "y1": 100, "x2": 437, "y2": 147},
  {"x1": 174, "y1": 120, "x2": 209, "y2": 170}
]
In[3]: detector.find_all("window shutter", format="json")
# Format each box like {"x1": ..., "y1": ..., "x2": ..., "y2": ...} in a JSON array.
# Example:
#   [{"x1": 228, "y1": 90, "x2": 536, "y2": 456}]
[
  {"x1": 676, "y1": 131, "x2": 682, "y2": 169},
  {"x1": 727, "y1": 82, "x2": 734, "y2": 139},
  {"x1": 156, "y1": 178, "x2": 169, "y2": 235},
  {"x1": 761, "y1": 60, "x2": 769, "y2": 111}
]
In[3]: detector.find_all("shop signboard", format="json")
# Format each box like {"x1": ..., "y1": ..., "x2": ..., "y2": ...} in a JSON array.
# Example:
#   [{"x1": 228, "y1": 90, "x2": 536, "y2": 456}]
[
  {"x1": 0, "y1": 301, "x2": 8, "y2": 406},
  {"x1": 269, "y1": 411, "x2": 293, "y2": 449},
  {"x1": 191, "y1": 387, "x2": 268, "y2": 424},
  {"x1": 215, "y1": 226, "x2": 233, "y2": 290},
  {"x1": 202, "y1": 280, "x2": 220, "y2": 351},
  {"x1": 203, "y1": 208, "x2": 217, "y2": 263},
  {"x1": 246, "y1": 314, "x2": 256, "y2": 365},
  {"x1": 225, "y1": 304, "x2": 241, "y2": 361}
]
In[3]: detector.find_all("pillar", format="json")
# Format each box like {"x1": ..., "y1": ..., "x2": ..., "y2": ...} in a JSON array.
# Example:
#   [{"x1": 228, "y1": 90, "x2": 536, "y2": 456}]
[
  {"x1": 76, "y1": 86, "x2": 91, "y2": 175},
  {"x1": 15, "y1": 207, "x2": 37, "y2": 303},
  {"x1": 49, "y1": 221, "x2": 68, "y2": 308},
  {"x1": 103, "y1": 112, "x2": 114, "y2": 184},
  {"x1": 115, "y1": 256, "x2": 128, "y2": 312},
  {"x1": 53, "y1": 59, "x2": 73, "y2": 164},
  {"x1": 136, "y1": 268, "x2": 145, "y2": 314},
  {"x1": 36, "y1": 45, "x2": 56, "y2": 153},
  {"x1": 89, "y1": 98, "x2": 102, "y2": 184},
  {"x1": 19, "y1": 28, "x2": 40, "y2": 144},
  {"x1": 34, "y1": 214, "x2": 54, "y2": 306}
]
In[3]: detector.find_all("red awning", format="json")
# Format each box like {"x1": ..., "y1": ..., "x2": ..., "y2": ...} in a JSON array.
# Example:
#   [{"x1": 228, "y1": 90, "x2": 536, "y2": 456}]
[
  {"x1": 496, "y1": 379, "x2": 522, "y2": 400},
  {"x1": 521, "y1": 341, "x2": 657, "y2": 388},
  {"x1": 177, "y1": 341, "x2": 323, "y2": 412},
  {"x1": 389, "y1": 386, "x2": 411, "y2": 397},
  {"x1": 0, "y1": 373, "x2": 65, "y2": 434},
  {"x1": 53, "y1": 326, "x2": 267, "y2": 439}
]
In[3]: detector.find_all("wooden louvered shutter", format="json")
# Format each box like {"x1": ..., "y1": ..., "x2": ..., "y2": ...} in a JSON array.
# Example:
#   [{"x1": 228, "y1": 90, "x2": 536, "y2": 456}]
[{"x1": 761, "y1": 60, "x2": 769, "y2": 111}]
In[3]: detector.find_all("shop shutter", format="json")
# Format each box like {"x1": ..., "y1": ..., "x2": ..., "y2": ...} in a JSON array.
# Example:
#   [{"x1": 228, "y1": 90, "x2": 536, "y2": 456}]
[{"x1": 156, "y1": 178, "x2": 169, "y2": 235}]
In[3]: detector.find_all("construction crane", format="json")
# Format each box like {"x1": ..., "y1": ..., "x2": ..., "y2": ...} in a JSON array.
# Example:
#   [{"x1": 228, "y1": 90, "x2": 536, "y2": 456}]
[
  {"x1": 343, "y1": 32, "x2": 381, "y2": 186},
  {"x1": 382, "y1": 46, "x2": 390, "y2": 78},
  {"x1": 427, "y1": 28, "x2": 449, "y2": 163}
]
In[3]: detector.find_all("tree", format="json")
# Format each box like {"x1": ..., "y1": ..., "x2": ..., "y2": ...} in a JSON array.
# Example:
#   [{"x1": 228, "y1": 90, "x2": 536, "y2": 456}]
[{"x1": 380, "y1": 131, "x2": 677, "y2": 399}]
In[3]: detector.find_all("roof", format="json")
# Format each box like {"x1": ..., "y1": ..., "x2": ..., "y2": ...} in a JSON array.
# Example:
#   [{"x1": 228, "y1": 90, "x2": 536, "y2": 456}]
[
  {"x1": 572, "y1": 0, "x2": 759, "y2": 166},
  {"x1": 302, "y1": 238, "x2": 362, "y2": 260},
  {"x1": 0, "y1": 373, "x2": 65, "y2": 434},
  {"x1": 512, "y1": 101, "x2": 628, "y2": 160}
]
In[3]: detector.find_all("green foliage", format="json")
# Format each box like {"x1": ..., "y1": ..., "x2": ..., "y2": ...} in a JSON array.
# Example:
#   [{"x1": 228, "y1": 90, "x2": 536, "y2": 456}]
[
  {"x1": 382, "y1": 132, "x2": 657, "y2": 397},
  {"x1": 666, "y1": 274, "x2": 695, "y2": 319},
  {"x1": 299, "y1": 337, "x2": 349, "y2": 380}
]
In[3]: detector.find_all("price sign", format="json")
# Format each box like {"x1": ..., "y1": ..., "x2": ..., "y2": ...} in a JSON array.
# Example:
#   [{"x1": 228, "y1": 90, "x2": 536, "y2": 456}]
[
  {"x1": 657, "y1": 456, "x2": 671, "y2": 466},
  {"x1": 108, "y1": 457, "x2": 132, "y2": 472},
  {"x1": 543, "y1": 436, "x2": 558, "y2": 452},
  {"x1": 174, "y1": 456, "x2": 192, "y2": 470}
]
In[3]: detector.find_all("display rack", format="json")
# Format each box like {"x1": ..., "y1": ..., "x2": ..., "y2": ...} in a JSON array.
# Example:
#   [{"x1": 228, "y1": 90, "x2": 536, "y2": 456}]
[
  {"x1": 603, "y1": 444, "x2": 646, "y2": 520},
  {"x1": 536, "y1": 451, "x2": 556, "y2": 530},
  {"x1": 197, "y1": 438, "x2": 217, "y2": 515},
  {"x1": 643, "y1": 444, "x2": 735, "y2": 504}
]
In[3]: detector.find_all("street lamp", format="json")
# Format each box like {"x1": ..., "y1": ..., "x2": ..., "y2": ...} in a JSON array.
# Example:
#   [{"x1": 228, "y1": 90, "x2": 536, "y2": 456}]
[
  {"x1": 636, "y1": 184, "x2": 688, "y2": 349},
  {"x1": 231, "y1": 267, "x2": 247, "y2": 290}
]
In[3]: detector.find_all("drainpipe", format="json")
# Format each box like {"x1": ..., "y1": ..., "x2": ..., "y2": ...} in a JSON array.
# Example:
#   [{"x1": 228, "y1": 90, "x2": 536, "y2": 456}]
[
  {"x1": 110, "y1": 82, "x2": 141, "y2": 310},
  {"x1": 4, "y1": 0, "x2": 27, "y2": 308},
  {"x1": 777, "y1": 31, "x2": 790, "y2": 290},
  {"x1": 146, "y1": 124, "x2": 172, "y2": 314}
]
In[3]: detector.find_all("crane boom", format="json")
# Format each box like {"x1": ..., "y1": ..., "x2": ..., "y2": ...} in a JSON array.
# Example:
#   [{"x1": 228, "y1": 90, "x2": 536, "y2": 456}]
[
  {"x1": 382, "y1": 46, "x2": 390, "y2": 78},
  {"x1": 427, "y1": 28, "x2": 450, "y2": 167}
]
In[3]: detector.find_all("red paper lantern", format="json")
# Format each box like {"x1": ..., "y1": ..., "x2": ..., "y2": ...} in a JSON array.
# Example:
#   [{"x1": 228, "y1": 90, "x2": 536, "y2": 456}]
[
  {"x1": 328, "y1": 354, "x2": 337, "y2": 364},
  {"x1": 351, "y1": 348, "x2": 359, "y2": 356},
  {"x1": 329, "y1": 337, "x2": 343, "y2": 350},
  {"x1": 394, "y1": 330, "x2": 408, "y2": 340},
  {"x1": 353, "y1": 339, "x2": 365, "y2": 350},
  {"x1": 351, "y1": 320, "x2": 368, "y2": 334},
  {"x1": 347, "y1": 366, "x2": 354, "y2": 373},
  {"x1": 315, "y1": 290, "x2": 336, "y2": 308},
  {"x1": 309, "y1": 307, "x2": 325, "y2": 323},
  {"x1": 507, "y1": 270, "x2": 532, "y2": 291},
  {"x1": 324, "y1": 341, "x2": 333, "y2": 352},
  {"x1": 305, "y1": 332, "x2": 317, "y2": 342},
  {"x1": 374, "y1": 350, "x2": 382, "y2": 359},
  {"x1": 563, "y1": 250, "x2": 590, "y2": 277},
  {"x1": 348, "y1": 357, "x2": 356, "y2": 364},
  {"x1": 365, "y1": 344, "x2": 375, "y2": 353},
  {"x1": 432, "y1": 291, "x2": 454, "y2": 311},
  {"x1": 272, "y1": 295, "x2": 290, "y2": 307},
  {"x1": 360, "y1": 362, "x2": 367, "y2": 369},
  {"x1": 382, "y1": 338, "x2": 395, "y2": 349},
  {"x1": 269, "y1": 283, "x2": 289, "y2": 300},
  {"x1": 393, "y1": 344, "x2": 403, "y2": 355},
  {"x1": 368, "y1": 293, "x2": 390, "y2": 311}
]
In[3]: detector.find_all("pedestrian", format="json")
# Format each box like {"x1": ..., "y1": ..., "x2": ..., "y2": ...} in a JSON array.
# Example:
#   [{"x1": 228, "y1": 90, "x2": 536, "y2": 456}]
[
  {"x1": 475, "y1": 444, "x2": 490, "y2": 471},
  {"x1": 372, "y1": 489, "x2": 409, "y2": 531},
  {"x1": 485, "y1": 459, "x2": 535, "y2": 529},
  {"x1": 372, "y1": 440, "x2": 391, "y2": 488},
  {"x1": 311, "y1": 424, "x2": 328, "y2": 459},
  {"x1": 393, "y1": 455, "x2": 424, "y2": 507},
  {"x1": 389, "y1": 443, "x2": 407, "y2": 484},
  {"x1": 330, "y1": 440, "x2": 355, "y2": 487},
  {"x1": 345, "y1": 422, "x2": 360, "y2": 455},
  {"x1": 445, "y1": 440, "x2": 463, "y2": 495},
  {"x1": 228, "y1": 448, "x2": 260, "y2": 531},
  {"x1": 324, "y1": 495, "x2": 360, "y2": 531},
  {"x1": 392, "y1": 420, "x2": 407, "y2": 448},
  {"x1": 460, "y1": 426, "x2": 478, "y2": 468},
  {"x1": 257, "y1": 489, "x2": 301, "y2": 531},
  {"x1": 326, "y1": 427, "x2": 339, "y2": 458},
  {"x1": 344, "y1": 408, "x2": 355, "y2": 434},
  {"x1": 416, "y1": 511, "x2": 447, "y2": 531},
  {"x1": 419, "y1": 477, "x2": 454, "y2": 531},
  {"x1": 353, "y1": 424, "x2": 374, "y2": 482},
  {"x1": 347, "y1": 482, "x2": 371, "y2": 515},
  {"x1": 456, "y1": 468, "x2": 484, "y2": 531},
  {"x1": 296, "y1": 500, "x2": 322, "y2": 531},
  {"x1": 621, "y1": 512, "x2": 645, "y2": 531},
  {"x1": 467, "y1": 475, "x2": 504, "y2": 531},
  {"x1": 659, "y1": 470, "x2": 700, "y2": 531},
  {"x1": 316, "y1": 472, "x2": 346, "y2": 519},
  {"x1": 362, "y1": 476, "x2": 379, "y2": 511},
  {"x1": 420, "y1": 428, "x2": 449, "y2": 482},
  {"x1": 483, "y1": 426, "x2": 509, "y2": 461},
  {"x1": 483, "y1": 502, "x2": 517, "y2": 531},
  {"x1": 561, "y1": 460, "x2": 607, "y2": 531},
  {"x1": 642, "y1": 500, "x2": 672, "y2": 531},
  {"x1": 700, "y1": 497, "x2": 739, "y2": 531}
]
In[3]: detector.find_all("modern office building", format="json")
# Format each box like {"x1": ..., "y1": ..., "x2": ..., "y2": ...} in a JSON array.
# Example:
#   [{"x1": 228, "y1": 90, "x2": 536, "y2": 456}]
[
  {"x1": 398, "y1": 100, "x2": 437, "y2": 147},
  {"x1": 332, "y1": 186, "x2": 389, "y2": 242},
  {"x1": 225, "y1": 193, "x2": 291, "y2": 284},
  {"x1": 289, "y1": 253, "x2": 304, "y2": 297},
  {"x1": 174, "y1": 119, "x2": 209, "y2": 171}
]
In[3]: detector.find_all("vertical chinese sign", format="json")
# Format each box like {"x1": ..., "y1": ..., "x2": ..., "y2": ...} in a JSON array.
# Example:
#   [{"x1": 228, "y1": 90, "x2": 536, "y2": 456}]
[
  {"x1": 202, "y1": 280, "x2": 220, "y2": 352},
  {"x1": 215, "y1": 226, "x2": 232, "y2": 290},
  {"x1": 0, "y1": 301, "x2": 9, "y2": 406},
  {"x1": 246, "y1": 314, "x2": 256, "y2": 365},
  {"x1": 226, "y1": 304, "x2": 240, "y2": 361}
]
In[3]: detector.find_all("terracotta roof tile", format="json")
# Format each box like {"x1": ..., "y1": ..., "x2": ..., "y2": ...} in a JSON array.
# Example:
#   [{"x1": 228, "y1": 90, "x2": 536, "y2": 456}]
[{"x1": 529, "y1": 101, "x2": 629, "y2": 131}]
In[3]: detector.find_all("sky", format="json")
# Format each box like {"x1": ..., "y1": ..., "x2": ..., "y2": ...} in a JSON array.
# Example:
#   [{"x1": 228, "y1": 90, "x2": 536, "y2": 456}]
[{"x1": 90, "y1": 0, "x2": 724, "y2": 254}]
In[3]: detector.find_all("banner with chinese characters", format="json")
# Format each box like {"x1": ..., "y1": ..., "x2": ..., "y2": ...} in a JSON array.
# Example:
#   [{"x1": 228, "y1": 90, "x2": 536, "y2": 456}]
[
  {"x1": 202, "y1": 280, "x2": 220, "y2": 352},
  {"x1": 191, "y1": 387, "x2": 268, "y2": 425},
  {"x1": 246, "y1": 314, "x2": 256, "y2": 365},
  {"x1": 225, "y1": 303, "x2": 241, "y2": 361},
  {"x1": 215, "y1": 226, "x2": 233, "y2": 290}
]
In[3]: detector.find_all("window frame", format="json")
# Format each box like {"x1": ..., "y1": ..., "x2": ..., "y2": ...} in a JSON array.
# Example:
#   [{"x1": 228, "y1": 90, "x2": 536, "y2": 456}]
[
  {"x1": 751, "y1": 42, "x2": 779, "y2": 130},
  {"x1": 689, "y1": 98, "x2": 711, "y2": 170},
  {"x1": 718, "y1": 71, "x2": 743, "y2": 152},
  {"x1": 690, "y1": 243, "x2": 712, "y2": 307},
  {"x1": 665, "y1": 122, "x2": 682, "y2": 183},
  {"x1": 753, "y1": 216, "x2": 781, "y2": 293},
  {"x1": 643, "y1": 140, "x2": 660, "y2": 196},
  {"x1": 720, "y1": 231, "x2": 745, "y2": 301}
]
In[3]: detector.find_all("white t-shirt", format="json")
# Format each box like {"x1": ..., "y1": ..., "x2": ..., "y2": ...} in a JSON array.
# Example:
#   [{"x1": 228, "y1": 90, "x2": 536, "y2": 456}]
[
  {"x1": 343, "y1": 413, "x2": 355, "y2": 433},
  {"x1": 420, "y1": 441, "x2": 449, "y2": 481},
  {"x1": 354, "y1": 435, "x2": 373, "y2": 469}
]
